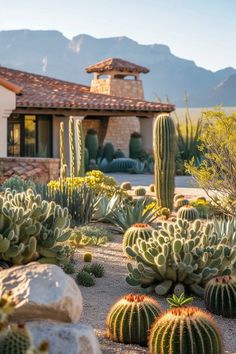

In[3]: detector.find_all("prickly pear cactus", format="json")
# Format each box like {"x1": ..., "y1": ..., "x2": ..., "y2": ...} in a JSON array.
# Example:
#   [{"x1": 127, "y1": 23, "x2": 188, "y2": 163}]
[
  {"x1": 106, "y1": 294, "x2": 162, "y2": 346},
  {"x1": 204, "y1": 275, "x2": 236, "y2": 318},
  {"x1": 126, "y1": 219, "x2": 236, "y2": 296},
  {"x1": 0, "y1": 189, "x2": 72, "y2": 265}
]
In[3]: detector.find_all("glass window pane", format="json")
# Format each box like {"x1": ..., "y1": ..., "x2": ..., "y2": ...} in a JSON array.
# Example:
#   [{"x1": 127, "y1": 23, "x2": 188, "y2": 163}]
[
  {"x1": 37, "y1": 117, "x2": 52, "y2": 157},
  {"x1": 25, "y1": 115, "x2": 36, "y2": 157},
  {"x1": 7, "y1": 123, "x2": 21, "y2": 156}
]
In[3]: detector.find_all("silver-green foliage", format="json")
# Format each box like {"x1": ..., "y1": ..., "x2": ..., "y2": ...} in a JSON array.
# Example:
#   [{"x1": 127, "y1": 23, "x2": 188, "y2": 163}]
[
  {"x1": 0, "y1": 189, "x2": 72, "y2": 265},
  {"x1": 126, "y1": 219, "x2": 236, "y2": 296}
]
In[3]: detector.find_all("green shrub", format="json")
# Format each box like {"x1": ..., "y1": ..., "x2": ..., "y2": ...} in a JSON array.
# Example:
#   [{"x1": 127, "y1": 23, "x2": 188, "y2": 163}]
[{"x1": 1, "y1": 176, "x2": 36, "y2": 193}]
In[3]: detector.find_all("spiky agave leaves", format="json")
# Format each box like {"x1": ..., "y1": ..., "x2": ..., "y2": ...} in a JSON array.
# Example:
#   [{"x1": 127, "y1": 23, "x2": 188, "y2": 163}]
[
  {"x1": 204, "y1": 275, "x2": 236, "y2": 318},
  {"x1": 167, "y1": 292, "x2": 193, "y2": 308},
  {"x1": 149, "y1": 307, "x2": 223, "y2": 354},
  {"x1": 106, "y1": 294, "x2": 162, "y2": 346}
]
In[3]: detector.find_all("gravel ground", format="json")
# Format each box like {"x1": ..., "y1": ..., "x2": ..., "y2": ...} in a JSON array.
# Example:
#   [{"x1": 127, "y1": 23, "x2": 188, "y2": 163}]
[{"x1": 75, "y1": 230, "x2": 236, "y2": 354}]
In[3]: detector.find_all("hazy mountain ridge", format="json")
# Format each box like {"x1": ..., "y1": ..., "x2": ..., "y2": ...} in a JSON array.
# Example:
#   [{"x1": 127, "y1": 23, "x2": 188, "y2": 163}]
[{"x1": 0, "y1": 30, "x2": 235, "y2": 107}]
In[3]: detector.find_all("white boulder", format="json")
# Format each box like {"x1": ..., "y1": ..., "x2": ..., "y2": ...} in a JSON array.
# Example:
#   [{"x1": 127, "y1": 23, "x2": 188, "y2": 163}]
[
  {"x1": 27, "y1": 321, "x2": 102, "y2": 354},
  {"x1": 0, "y1": 262, "x2": 83, "y2": 323}
]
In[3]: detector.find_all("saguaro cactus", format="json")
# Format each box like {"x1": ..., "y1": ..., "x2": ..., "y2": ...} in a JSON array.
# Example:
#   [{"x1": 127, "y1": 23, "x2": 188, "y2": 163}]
[
  {"x1": 77, "y1": 119, "x2": 85, "y2": 176},
  {"x1": 153, "y1": 114, "x2": 176, "y2": 210}
]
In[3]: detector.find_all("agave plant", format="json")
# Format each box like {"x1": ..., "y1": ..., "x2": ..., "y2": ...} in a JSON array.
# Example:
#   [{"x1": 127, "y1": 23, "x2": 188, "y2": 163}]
[{"x1": 106, "y1": 198, "x2": 157, "y2": 232}]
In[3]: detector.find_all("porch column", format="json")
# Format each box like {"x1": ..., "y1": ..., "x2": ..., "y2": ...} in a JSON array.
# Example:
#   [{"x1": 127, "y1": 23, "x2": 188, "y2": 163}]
[{"x1": 139, "y1": 116, "x2": 154, "y2": 153}]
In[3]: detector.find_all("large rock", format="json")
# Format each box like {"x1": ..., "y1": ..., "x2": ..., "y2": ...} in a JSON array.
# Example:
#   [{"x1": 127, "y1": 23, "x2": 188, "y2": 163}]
[
  {"x1": 0, "y1": 263, "x2": 83, "y2": 323},
  {"x1": 27, "y1": 321, "x2": 102, "y2": 354}
]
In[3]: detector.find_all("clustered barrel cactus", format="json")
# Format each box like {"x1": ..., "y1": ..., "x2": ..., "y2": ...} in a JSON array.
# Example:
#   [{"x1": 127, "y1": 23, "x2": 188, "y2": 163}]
[
  {"x1": 153, "y1": 114, "x2": 176, "y2": 210},
  {"x1": 0, "y1": 189, "x2": 72, "y2": 265},
  {"x1": 106, "y1": 294, "x2": 162, "y2": 346},
  {"x1": 204, "y1": 275, "x2": 236, "y2": 318},
  {"x1": 126, "y1": 219, "x2": 236, "y2": 296}
]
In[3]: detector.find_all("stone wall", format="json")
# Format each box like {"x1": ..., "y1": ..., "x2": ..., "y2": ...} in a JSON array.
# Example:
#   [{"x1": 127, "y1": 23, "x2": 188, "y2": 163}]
[
  {"x1": 0, "y1": 157, "x2": 59, "y2": 184},
  {"x1": 90, "y1": 78, "x2": 144, "y2": 99}
]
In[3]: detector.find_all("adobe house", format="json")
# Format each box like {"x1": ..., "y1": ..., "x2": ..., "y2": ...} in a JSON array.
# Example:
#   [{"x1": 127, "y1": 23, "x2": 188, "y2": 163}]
[{"x1": 0, "y1": 58, "x2": 174, "y2": 183}]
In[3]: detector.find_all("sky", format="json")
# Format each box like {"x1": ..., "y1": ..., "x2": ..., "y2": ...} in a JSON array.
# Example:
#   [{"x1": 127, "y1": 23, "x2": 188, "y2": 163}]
[{"x1": 0, "y1": 0, "x2": 235, "y2": 71}]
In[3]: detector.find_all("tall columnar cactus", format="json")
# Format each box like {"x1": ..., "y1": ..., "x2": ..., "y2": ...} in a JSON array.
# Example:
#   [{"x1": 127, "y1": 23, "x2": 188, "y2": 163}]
[
  {"x1": 102, "y1": 142, "x2": 115, "y2": 162},
  {"x1": 123, "y1": 223, "x2": 154, "y2": 258},
  {"x1": 149, "y1": 306, "x2": 223, "y2": 354},
  {"x1": 106, "y1": 294, "x2": 162, "y2": 346},
  {"x1": 177, "y1": 205, "x2": 199, "y2": 221},
  {"x1": 85, "y1": 129, "x2": 99, "y2": 160},
  {"x1": 129, "y1": 132, "x2": 144, "y2": 159},
  {"x1": 59, "y1": 122, "x2": 67, "y2": 179},
  {"x1": 204, "y1": 275, "x2": 236, "y2": 318},
  {"x1": 126, "y1": 219, "x2": 236, "y2": 296},
  {"x1": 77, "y1": 119, "x2": 85, "y2": 176},
  {"x1": 69, "y1": 117, "x2": 77, "y2": 178},
  {"x1": 153, "y1": 114, "x2": 176, "y2": 210}
]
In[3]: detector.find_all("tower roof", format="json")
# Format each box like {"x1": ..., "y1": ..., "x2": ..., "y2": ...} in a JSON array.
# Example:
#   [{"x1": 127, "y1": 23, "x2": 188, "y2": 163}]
[{"x1": 85, "y1": 58, "x2": 149, "y2": 74}]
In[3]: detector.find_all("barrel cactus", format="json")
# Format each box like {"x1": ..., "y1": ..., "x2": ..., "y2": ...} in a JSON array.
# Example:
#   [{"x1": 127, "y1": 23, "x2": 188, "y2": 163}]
[
  {"x1": 129, "y1": 132, "x2": 143, "y2": 159},
  {"x1": 149, "y1": 184, "x2": 155, "y2": 193},
  {"x1": 174, "y1": 194, "x2": 184, "y2": 203},
  {"x1": 121, "y1": 181, "x2": 132, "y2": 190},
  {"x1": 153, "y1": 114, "x2": 176, "y2": 210},
  {"x1": 102, "y1": 142, "x2": 115, "y2": 162},
  {"x1": 149, "y1": 306, "x2": 223, "y2": 354},
  {"x1": 123, "y1": 224, "x2": 154, "y2": 257},
  {"x1": 177, "y1": 205, "x2": 199, "y2": 221},
  {"x1": 174, "y1": 197, "x2": 190, "y2": 210},
  {"x1": 0, "y1": 189, "x2": 72, "y2": 266},
  {"x1": 126, "y1": 219, "x2": 236, "y2": 296},
  {"x1": 204, "y1": 275, "x2": 236, "y2": 318},
  {"x1": 104, "y1": 158, "x2": 139, "y2": 173},
  {"x1": 134, "y1": 187, "x2": 146, "y2": 196},
  {"x1": 76, "y1": 270, "x2": 95, "y2": 287},
  {"x1": 106, "y1": 294, "x2": 162, "y2": 346}
]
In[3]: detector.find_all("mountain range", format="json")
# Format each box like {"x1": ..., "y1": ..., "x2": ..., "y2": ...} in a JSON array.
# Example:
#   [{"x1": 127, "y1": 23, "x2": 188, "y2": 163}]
[{"x1": 0, "y1": 29, "x2": 235, "y2": 107}]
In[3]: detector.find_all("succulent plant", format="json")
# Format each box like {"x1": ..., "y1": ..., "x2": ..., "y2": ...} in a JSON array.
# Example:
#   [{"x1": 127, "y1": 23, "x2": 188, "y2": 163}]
[
  {"x1": 153, "y1": 114, "x2": 176, "y2": 210},
  {"x1": 102, "y1": 142, "x2": 115, "y2": 162},
  {"x1": 160, "y1": 207, "x2": 171, "y2": 220},
  {"x1": 76, "y1": 270, "x2": 95, "y2": 287},
  {"x1": 77, "y1": 119, "x2": 85, "y2": 177},
  {"x1": 85, "y1": 129, "x2": 99, "y2": 160},
  {"x1": 149, "y1": 306, "x2": 223, "y2": 354},
  {"x1": 106, "y1": 294, "x2": 162, "y2": 346},
  {"x1": 121, "y1": 182, "x2": 132, "y2": 190},
  {"x1": 174, "y1": 197, "x2": 190, "y2": 210},
  {"x1": 134, "y1": 187, "x2": 146, "y2": 196},
  {"x1": 126, "y1": 219, "x2": 236, "y2": 296},
  {"x1": 103, "y1": 158, "x2": 139, "y2": 173},
  {"x1": 204, "y1": 275, "x2": 236, "y2": 318},
  {"x1": 113, "y1": 149, "x2": 125, "y2": 159},
  {"x1": 83, "y1": 252, "x2": 92, "y2": 262},
  {"x1": 173, "y1": 194, "x2": 185, "y2": 203},
  {"x1": 123, "y1": 224, "x2": 154, "y2": 258},
  {"x1": 62, "y1": 260, "x2": 76, "y2": 274},
  {"x1": 1, "y1": 176, "x2": 36, "y2": 193},
  {"x1": 167, "y1": 292, "x2": 194, "y2": 308},
  {"x1": 177, "y1": 205, "x2": 199, "y2": 221},
  {"x1": 0, "y1": 189, "x2": 72, "y2": 266},
  {"x1": 149, "y1": 184, "x2": 155, "y2": 193},
  {"x1": 129, "y1": 132, "x2": 144, "y2": 160},
  {"x1": 83, "y1": 263, "x2": 105, "y2": 278}
]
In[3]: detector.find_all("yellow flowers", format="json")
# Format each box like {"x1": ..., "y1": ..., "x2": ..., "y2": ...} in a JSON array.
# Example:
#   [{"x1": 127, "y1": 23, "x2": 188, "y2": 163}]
[{"x1": 48, "y1": 170, "x2": 125, "y2": 198}]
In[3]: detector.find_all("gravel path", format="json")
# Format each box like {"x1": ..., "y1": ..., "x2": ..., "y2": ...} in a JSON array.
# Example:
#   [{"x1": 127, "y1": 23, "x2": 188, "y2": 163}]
[{"x1": 75, "y1": 231, "x2": 236, "y2": 354}]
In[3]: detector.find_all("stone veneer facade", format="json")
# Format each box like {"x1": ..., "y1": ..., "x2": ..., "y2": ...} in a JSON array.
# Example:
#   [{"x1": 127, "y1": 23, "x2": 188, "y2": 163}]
[
  {"x1": 90, "y1": 75, "x2": 143, "y2": 155},
  {"x1": 0, "y1": 157, "x2": 59, "y2": 184}
]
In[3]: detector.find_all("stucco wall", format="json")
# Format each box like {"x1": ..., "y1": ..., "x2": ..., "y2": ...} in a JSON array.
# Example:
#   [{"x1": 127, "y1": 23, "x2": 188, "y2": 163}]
[{"x1": 0, "y1": 86, "x2": 16, "y2": 157}]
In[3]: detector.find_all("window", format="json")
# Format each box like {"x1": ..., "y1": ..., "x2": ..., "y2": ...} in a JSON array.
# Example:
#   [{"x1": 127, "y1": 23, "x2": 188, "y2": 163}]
[{"x1": 7, "y1": 114, "x2": 52, "y2": 157}]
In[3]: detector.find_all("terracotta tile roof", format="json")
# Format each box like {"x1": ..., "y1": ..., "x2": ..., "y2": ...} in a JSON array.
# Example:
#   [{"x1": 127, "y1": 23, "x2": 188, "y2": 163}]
[
  {"x1": 0, "y1": 66, "x2": 174, "y2": 113},
  {"x1": 0, "y1": 76, "x2": 23, "y2": 94},
  {"x1": 86, "y1": 58, "x2": 149, "y2": 74}
]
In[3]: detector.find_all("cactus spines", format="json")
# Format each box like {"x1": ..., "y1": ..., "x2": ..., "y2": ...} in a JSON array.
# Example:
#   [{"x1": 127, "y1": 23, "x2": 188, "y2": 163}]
[
  {"x1": 59, "y1": 122, "x2": 67, "y2": 179},
  {"x1": 69, "y1": 117, "x2": 77, "y2": 178},
  {"x1": 121, "y1": 181, "x2": 132, "y2": 190},
  {"x1": 177, "y1": 205, "x2": 199, "y2": 221},
  {"x1": 123, "y1": 223, "x2": 154, "y2": 257},
  {"x1": 0, "y1": 324, "x2": 31, "y2": 353},
  {"x1": 174, "y1": 197, "x2": 190, "y2": 210},
  {"x1": 77, "y1": 119, "x2": 85, "y2": 176},
  {"x1": 134, "y1": 187, "x2": 146, "y2": 196},
  {"x1": 149, "y1": 307, "x2": 223, "y2": 354},
  {"x1": 82, "y1": 263, "x2": 105, "y2": 278},
  {"x1": 106, "y1": 294, "x2": 162, "y2": 346},
  {"x1": 153, "y1": 114, "x2": 176, "y2": 210},
  {"x1": 83, "y1": 252, "x2": 92, "y2": 262},
  {"x1": 204, "y1": 275, "x2": 236, "y2": 318},
  {"x1": 76, "y1": 270, "x2": 95, "y2": 287}
]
